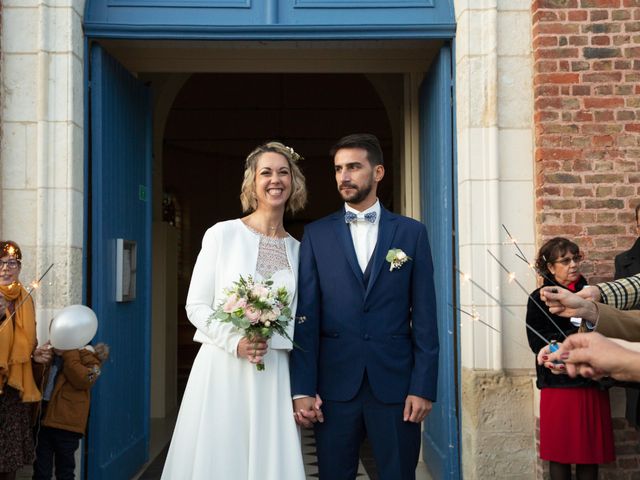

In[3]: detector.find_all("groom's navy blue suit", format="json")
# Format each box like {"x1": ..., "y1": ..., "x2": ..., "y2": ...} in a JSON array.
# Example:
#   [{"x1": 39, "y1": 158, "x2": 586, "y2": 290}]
[{"x1": 291, "y1": 205, "x2": 439, "y2": 480}]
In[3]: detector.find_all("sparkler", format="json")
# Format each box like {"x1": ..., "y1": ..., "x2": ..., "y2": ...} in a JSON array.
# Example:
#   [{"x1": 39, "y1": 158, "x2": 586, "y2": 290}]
[
  {"x1": 3, "y1": 263, "x2": 54, "y2": 323},
  {"x1": 450, "y1": 302, "x2": 531, "y2": 350},
  {"x1": 455, "y1": 267, "x2": 551, "y2": 345},
  {"x1": 501, "y1": 224, "x2": 561, "y2": 288},
  {"x1": 487, "y1": 250, "x2": 566, "y2": 339},
  {"x1": 501, "y1": 224, "x2": 529, "y2": 266}
]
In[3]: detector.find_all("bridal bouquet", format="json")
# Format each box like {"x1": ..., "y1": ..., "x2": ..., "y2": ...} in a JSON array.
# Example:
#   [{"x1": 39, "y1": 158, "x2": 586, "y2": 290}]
[{"x1": 209, "y1": 275, "x2": 293, "y2": 371}]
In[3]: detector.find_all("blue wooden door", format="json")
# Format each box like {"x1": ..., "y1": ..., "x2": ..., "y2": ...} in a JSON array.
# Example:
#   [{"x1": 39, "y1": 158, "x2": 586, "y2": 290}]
[
  {"x1": 86, "y1": 44, "x2": 152, "y2": 480},
  {"x1": 420, "y1": 43, "x2": 460, "y2": 479}
]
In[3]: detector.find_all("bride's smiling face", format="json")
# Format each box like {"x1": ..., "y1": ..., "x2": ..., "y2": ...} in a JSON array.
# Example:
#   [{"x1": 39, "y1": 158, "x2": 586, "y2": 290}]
[{"x1": 254, "y1": 152, "x2": 292, "y2": 211}]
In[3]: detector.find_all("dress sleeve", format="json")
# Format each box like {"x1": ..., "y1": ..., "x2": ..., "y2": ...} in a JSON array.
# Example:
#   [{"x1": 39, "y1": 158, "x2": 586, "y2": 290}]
[{"x1": 185, "y1": 226, "x2": 243, "y2": 356}]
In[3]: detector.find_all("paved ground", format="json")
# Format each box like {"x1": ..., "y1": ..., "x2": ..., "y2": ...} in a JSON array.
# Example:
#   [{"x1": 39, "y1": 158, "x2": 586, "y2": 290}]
[
  {"x1": 134, "y1": 429, "x2": 432, "y2": 480},
  {"x1": 19, "y1": 421, "x2": 432, "y2": 479}
]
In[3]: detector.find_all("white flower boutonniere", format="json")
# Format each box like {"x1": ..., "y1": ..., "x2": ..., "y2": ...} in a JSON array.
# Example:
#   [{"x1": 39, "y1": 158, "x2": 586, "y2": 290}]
[{"x1": 386, "y1": 248, "x2": 411, "y2": 271}]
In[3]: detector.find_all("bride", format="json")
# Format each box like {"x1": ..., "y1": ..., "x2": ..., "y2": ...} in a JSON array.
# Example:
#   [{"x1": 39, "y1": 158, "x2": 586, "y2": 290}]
[{"x1": 161, "y1": 142, "x2": 308, "y2": 479}]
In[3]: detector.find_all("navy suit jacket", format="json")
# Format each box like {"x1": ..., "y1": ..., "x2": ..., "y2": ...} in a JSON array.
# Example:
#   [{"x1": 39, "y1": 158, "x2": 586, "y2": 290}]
[{"x1": 290, "y1": 206, "x2": 439, "y2": 403}]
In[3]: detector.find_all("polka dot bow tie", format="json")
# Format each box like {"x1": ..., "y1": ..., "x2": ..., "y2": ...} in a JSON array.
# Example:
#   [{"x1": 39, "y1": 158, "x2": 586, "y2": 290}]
[{"x1": 344, "y1": 211, "x2": 377, "y2": 224}]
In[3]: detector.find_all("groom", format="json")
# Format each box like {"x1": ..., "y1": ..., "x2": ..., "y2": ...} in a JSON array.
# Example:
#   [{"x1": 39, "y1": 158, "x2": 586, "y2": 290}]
[{"x1": 290, "y1": 133, "x2": 439, "y2": 480}]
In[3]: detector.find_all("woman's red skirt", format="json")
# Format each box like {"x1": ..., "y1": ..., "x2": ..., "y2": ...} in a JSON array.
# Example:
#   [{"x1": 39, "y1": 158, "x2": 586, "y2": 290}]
[{"x1": 539, "y1": 387, "x2": 615, "y2": 464}]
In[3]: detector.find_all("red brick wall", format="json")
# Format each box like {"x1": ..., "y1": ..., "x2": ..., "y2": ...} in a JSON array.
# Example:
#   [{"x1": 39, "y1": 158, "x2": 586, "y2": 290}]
[
  {"x1": 532, "y1": 0, "x2": 640, "y2": 284},
  {"x1": 532, "y1": 1, "x2": 640, "y2": 478}
]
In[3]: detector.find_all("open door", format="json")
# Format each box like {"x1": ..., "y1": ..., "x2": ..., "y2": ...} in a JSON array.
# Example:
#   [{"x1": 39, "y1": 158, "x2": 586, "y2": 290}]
[
  {"x1": 420, "y1": 43, "x2": 460, "y2": 479},
  {"x1": 86, "y1": 44, "x2": 152, "y2": 479}
]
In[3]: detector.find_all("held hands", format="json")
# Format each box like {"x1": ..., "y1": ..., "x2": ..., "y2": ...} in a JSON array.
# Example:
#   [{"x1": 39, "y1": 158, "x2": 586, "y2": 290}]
[
  {"x1": 403, "y1": 395, "x2": 432, "y2": 423},
  {"x1": 293, "y1": 395, "x2": 324, "y2": 428},
  {"x1": 237, "y1": 336, "x2": 268, "y2": 365}
]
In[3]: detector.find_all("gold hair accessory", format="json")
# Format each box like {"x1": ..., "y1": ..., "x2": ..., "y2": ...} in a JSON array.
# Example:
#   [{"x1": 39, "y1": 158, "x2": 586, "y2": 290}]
[{"x1": 285, "y1": 146, "x2": 303, "y2": 162}]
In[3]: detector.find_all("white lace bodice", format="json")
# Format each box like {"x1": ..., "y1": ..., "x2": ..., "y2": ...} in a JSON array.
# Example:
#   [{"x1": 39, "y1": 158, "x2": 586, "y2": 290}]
[{"x1": 244, "y1": 225, "x2": 292, "y2": 279}]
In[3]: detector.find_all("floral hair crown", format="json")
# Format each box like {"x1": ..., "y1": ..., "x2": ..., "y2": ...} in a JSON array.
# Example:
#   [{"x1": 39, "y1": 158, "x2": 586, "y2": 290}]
[{"x1": 284, "y1": 145, "x2": 303, "y2": 163}]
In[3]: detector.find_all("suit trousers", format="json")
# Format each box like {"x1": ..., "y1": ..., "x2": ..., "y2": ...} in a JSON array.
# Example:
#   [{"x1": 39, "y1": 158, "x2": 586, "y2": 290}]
[
  {"x1": 33, "y1": 426, "x2": 82, "y2": 480},
  {"x1": 314, "y1": 373, "x2": 421, "y2": 480}
]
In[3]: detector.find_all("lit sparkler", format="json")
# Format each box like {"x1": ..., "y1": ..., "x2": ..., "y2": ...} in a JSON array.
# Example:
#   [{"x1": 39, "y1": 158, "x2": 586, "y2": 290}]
[
  {"x1": 501, "y1": 224, "x2": 561, "y2": 287},
  {"x1": 451, "y1": 303, "x2": 530, "y2": 350},
  {"x1": 3, "y1": 263, "x2": 54, "y2": 323},
  {"x1": 455, "y1": 267, "x2": 551, "y2": 345},
  {"x1": 487, "y1": 250, "x2": 566, "y2": 339}
]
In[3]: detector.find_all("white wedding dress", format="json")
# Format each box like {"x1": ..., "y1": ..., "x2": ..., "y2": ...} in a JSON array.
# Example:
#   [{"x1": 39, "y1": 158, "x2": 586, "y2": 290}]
[{"x1": 161, "y1": 223, "x2": 306, "y2": 480}]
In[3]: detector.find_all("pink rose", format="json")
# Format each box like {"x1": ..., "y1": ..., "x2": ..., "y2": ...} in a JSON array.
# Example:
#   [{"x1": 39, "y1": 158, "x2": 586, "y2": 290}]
[
  {"x1": 222, "y1": 294, "x2": 239, "y2": 313},
  {"x1": 222, "y1": 294, "x2": 247, "y2": 314},
  {"x1": 251, "y1": 285, "x2": 269, "y2": 299},
  {"x1": 245, "y1": 306, "x2": 261, "y2": 324}
]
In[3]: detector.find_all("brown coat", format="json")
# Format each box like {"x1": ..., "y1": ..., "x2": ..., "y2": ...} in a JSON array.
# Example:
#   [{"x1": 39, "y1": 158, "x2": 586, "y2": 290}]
[
  {"x1": 41, "y1": 348, "x2": 101, "y2": 434},
  {"x1": 595, "y1": 302, "x2": 640, "y2": 342}
]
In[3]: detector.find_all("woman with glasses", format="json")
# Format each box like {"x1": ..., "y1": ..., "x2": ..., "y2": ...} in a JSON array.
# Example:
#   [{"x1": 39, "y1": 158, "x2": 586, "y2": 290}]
[
  {"x1": 527, "y1": 237, "x2": 614, "y2": 480},
  {"x1": 0, "y1": 240, "x2": 52, "y2": 480}
]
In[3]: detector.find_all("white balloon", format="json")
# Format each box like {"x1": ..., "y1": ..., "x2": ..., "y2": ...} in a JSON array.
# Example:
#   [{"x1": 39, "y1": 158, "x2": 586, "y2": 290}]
[{"x1": 49, "y1": 305, "x2": 98, "y2": 350}]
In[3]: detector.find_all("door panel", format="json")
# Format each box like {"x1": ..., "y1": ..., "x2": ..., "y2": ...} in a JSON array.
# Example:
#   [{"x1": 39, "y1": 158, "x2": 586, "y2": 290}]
[
  {"x1": 420, "y1": 43, "x2": 460, "y2": 479},
  {"x1": 86, "y1": 43, "x2": 152, "y2": 480}
]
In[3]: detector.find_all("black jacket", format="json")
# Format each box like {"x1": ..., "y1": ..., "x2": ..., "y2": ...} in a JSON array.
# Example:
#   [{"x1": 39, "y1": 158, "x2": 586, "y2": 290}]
[
  {"x1": 526, "y1": 276, "x2": 599, "y2": 389},
  {"x1": 615, "y1": 237, "x2": 640, "y2": 281}
]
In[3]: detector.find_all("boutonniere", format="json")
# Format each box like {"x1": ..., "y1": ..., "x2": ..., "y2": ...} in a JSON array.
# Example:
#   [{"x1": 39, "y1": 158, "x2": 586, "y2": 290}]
[{"x1": 386, "y1": 248, "x2": 411, "y2": 271}]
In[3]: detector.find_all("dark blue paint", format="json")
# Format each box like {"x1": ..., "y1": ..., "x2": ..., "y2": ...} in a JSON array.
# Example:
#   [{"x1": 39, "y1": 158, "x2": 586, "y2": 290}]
[
  {"x1": 420, "y1": 43, "x2": 460, "y2": 479},
  {"x1": 84, "y1": 0, "x2": 455, "y2": 39},
  {"x1": 87, "y1": 44, "x2": 152, "y2": 480}
]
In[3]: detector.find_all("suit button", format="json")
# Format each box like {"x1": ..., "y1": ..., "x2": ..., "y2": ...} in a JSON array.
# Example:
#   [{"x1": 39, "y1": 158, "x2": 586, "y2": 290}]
[{"x1": 364, "y1": 334, "x2": 370, "y2": 340}]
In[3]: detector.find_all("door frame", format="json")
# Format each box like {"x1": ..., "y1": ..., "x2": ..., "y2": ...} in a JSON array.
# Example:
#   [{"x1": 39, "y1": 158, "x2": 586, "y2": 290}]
[{"x1": 83, "y1": 36, "x2": 458, "y2": 479}]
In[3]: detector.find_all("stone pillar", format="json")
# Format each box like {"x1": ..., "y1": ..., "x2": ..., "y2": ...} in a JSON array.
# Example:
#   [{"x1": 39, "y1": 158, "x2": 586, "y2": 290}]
[
  {"x1": 455, "y1": 0, "x2": 537, "y2": 477},
  {"x1": 1, "y1": 1, "x2": 86, "y2": 339}
]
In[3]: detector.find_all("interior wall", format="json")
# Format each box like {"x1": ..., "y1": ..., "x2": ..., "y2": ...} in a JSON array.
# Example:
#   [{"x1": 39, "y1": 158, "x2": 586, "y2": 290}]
[{"x1": 161, "y1": 72, "x2": 401, "y2": 392}]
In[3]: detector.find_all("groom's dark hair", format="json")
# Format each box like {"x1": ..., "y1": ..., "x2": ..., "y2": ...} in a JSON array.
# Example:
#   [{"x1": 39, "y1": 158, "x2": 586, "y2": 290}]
[{"x1": 330, "y1": 133, "x2": 384, "y2": 166}]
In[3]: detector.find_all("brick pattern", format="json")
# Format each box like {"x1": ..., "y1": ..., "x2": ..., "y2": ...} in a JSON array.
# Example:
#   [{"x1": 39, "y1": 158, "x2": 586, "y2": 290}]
[
  {"x1": 532, "y1": 1, "x2": 640, "y2": 477},
  {"x1": 532, "y1": 0, "x2": 640, "y2": 284}
]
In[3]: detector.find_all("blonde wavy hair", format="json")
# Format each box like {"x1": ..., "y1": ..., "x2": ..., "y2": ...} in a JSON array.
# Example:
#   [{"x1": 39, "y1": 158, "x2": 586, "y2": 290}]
[{"x1": 240, "y1": 141, "x2": 307, "y2": 214}]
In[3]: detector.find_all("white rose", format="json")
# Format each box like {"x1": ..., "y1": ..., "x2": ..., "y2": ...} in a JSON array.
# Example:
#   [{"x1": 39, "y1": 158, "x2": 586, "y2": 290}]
[{"x1": 396, "y1": 251, "x2": 406, "y2": 260}]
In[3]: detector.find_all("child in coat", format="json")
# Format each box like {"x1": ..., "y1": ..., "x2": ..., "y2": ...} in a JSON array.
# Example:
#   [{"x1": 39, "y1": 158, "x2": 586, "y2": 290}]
[{"x1": 32, "y1": 343, "x2": 109, "y2": 480}]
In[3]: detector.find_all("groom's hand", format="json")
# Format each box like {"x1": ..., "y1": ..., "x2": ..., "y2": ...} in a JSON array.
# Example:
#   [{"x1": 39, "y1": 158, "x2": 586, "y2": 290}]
[
  {"x1": 293, "y1": 396, "x2": 323, "y2": 428},
  {"x1": 403, "y1": 395, "x2": 432, "y2": 423}
]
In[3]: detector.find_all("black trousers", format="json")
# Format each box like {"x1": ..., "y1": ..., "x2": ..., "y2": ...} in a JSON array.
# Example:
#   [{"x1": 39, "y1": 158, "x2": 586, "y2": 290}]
[{"x1": 32, "y1": 426, "x2": 82, "y2": 480}]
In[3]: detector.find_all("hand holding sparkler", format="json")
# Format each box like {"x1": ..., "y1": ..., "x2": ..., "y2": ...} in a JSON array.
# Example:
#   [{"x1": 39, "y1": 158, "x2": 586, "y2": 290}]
[
  {"x1": 537, "y1": 342, "x2": 566, "y2": 374},
  {"x1": 540, "y1": 287, "x2": 599, "y2": 321},
  {"x1": 544, "y1": 332, "x2": 640, "y2": 381},
  {"x1": 576, "y1": 285, "x2": 601, "y2": 303}
]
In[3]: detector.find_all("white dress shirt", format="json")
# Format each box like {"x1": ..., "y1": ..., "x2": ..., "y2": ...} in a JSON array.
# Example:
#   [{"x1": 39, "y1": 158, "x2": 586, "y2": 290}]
[{"x1": 345, "y1": 200, "x2": 380, "y2": 272}]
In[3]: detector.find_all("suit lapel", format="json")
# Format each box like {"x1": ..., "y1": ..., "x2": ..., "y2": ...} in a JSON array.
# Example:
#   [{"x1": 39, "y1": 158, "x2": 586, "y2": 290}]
[
  {"x1": 332, "y1": 211, "x2": 366, "y2": 290},
  {"x1": 364, "y1": 207, "x2": 398, "y2": 299}
]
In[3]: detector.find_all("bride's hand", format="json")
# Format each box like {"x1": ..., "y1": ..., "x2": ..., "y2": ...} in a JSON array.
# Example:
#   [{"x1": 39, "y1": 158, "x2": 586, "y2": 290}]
[{"x1": 237, "y1": 337, "x2": 268, "y2": 364}]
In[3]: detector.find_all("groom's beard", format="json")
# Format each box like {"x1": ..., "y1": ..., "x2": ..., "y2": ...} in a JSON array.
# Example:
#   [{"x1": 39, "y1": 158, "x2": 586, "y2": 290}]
[{"x1": 339, "y1": 179, "x2": 373, "y2": 204}]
